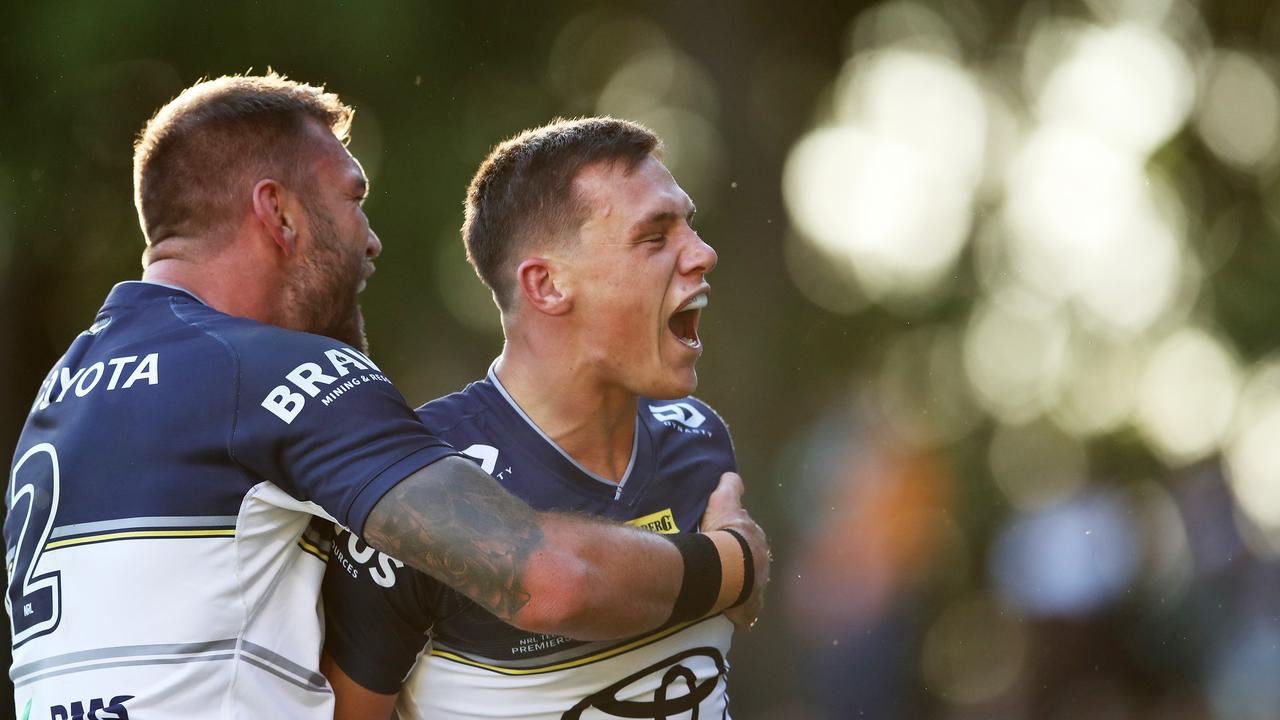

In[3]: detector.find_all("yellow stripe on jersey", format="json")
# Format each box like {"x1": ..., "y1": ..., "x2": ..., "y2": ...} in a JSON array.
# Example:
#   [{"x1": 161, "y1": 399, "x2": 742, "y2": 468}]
[
  {"x1": 44, "y1": 528, "x2": 237, "y2": 550},
  {"x1": 626, "y1": 508, "x2": 678, "y2": 535},
  {"x1": 297, "y1": 537, "x2": 329, "y2": 561},
  {"x1": 430, "y1": 616, "x2": 714, "y2": 675}
]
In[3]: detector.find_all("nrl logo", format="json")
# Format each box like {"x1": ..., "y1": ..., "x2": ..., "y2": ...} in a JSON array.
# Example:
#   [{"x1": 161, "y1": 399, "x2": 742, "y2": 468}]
[{"x1": 648, "y1": 403, "x2": 706, "y2": 429}]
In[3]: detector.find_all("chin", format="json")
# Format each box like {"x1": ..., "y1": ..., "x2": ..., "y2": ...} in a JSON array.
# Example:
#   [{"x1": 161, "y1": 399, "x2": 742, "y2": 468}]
[{"x1": 647, "y1": 371, "x2": 698, "y2": 400}]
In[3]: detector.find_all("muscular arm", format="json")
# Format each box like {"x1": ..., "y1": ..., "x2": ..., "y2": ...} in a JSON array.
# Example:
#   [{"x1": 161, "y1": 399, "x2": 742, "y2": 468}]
[{"x1": 361, "y1": 456, "x2": 761, "y2": 640}]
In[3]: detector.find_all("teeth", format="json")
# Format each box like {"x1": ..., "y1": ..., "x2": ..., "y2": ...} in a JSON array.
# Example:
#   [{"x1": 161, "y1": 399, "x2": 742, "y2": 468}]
[
  {"x1": 678, "y1": 336, "x2": 699, "y2": 348},
  {"x1": 682, "y1": 293, "x2": 708, "y2": 311}
]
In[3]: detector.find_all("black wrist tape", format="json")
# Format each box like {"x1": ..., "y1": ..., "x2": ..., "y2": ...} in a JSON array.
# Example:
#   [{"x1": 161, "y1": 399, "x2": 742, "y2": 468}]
[
  {"x1": 722, "y1": 528, "x2": 754, "y2": 609},
  {"x1": 664, "y1": 532, "x2": 722, "y2": 624}
]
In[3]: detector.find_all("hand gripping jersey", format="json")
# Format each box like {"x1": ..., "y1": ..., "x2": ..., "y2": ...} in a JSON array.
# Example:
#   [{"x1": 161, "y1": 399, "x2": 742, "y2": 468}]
[
  {"x1": 323, "y1": 367, "x2": 739, "y2": 720},
  {"x1": 4, "y1": 282, "x2": 458, "y2": 719}
]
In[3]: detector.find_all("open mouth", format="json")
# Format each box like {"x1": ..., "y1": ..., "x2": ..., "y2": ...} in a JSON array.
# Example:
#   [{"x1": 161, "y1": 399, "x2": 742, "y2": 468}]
[{"x1": 668, "y1": 292, "x2": 708, "y2": 349}]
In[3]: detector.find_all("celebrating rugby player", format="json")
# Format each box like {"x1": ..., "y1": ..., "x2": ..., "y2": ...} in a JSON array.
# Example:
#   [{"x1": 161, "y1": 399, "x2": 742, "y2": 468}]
[{"x1": 322, "y1": 117, "x2": 767, "y2": 719}]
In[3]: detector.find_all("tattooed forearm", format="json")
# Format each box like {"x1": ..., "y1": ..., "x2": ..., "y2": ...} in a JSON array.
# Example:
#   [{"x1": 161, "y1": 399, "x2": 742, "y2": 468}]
[{"x1": 362, "y1": 456, "x2": 545, "y2": 621}]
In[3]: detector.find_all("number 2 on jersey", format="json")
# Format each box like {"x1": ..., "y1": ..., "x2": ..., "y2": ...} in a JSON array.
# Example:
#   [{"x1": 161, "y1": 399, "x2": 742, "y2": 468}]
[{"x1": 7, "y1": 443, "x2": 63, "y2": 647}]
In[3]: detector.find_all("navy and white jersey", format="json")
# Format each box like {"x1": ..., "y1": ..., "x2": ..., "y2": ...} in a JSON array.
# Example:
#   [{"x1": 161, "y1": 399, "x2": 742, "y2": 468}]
[
  {"x1": 324, "y1": 366, "x2": 738, "y2": 720},
  {"x1": 4, "y1": 281, "x2": 459, "y2": 719}
]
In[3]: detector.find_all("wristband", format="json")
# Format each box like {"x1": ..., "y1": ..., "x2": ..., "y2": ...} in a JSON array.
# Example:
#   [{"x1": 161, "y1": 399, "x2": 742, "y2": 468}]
[
  {"x1": 664, "y1": 532, "x2": 722, "y2": 624},
  {"x1": 722, "y1": 528, "x2": 755, "y2": 609}
]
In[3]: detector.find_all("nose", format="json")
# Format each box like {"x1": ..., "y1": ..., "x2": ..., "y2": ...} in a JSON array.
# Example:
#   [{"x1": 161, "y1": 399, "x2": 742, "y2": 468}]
[
  {"x1": 681, "y1": 231, "x2": 717, "y2": 277},
  {"x1": 366, "y1": 228, "x2": 383, "y2": 259}
]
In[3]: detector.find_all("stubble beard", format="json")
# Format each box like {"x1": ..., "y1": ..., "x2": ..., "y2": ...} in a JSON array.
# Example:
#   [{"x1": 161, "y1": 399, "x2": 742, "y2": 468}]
[{"x1": 285, "y1": 202, "x2": 369, "y2": 353}]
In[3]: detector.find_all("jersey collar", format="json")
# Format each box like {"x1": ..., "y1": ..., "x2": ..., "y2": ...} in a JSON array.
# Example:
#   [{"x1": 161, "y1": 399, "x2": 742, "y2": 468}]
[{"x1": 483, "y1": 361, "x2": 655, "y2": 503}]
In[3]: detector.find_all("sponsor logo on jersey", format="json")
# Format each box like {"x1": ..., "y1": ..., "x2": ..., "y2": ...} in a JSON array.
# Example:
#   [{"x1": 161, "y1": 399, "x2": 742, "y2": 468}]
[
  {"x1": 32, "y1": 354, "x2": 160, "y2": 412},
  {"x1": 50, "y1": 695, "x2": 134, "y2": 720},
  {"x1": 460, "y1": 444, "x2": 515, "y2": 481},
  {"x1": 460, "y1": 444, "x2": 499, "y2": 474},
  {"x1": 648, "y1": 402, "x2": 713, "y2": 437},
  {"x1": 563, "y1": 647, "x2": 726, "y2": 719},
  {"x1": 260, "y1": 348, "x2": 387, "y2": 423},
  {"x1": 627, "y1": 508, "x2": 679, "y2": 535},
  {"x1": 333, "y1": 533, "x2": 405, "y2": 588}
]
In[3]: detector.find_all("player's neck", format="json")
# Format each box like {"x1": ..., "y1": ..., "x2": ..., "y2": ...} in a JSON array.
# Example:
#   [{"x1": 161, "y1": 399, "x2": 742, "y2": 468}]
[
  {"x1": 143, "y1": 243, "x2": 280, "y2": 325},
  {"x1": 494, "y1": 352, "x2": 637, "y2": 483}
]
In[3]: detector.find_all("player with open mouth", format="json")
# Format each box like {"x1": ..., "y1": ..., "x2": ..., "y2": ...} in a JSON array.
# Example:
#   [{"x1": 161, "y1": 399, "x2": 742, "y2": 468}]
[{"x1": 322, "y1": 116, "x2": 766, "y2": 720}]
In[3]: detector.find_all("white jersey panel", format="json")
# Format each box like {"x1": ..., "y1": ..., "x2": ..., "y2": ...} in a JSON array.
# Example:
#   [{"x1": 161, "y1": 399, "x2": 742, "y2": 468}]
[
  {"x1": 398, "y1": 617, "x2": 734, "y2": 720},
  {"x1": 9, "y1": 481, "x2": 334, "y2": 718}
]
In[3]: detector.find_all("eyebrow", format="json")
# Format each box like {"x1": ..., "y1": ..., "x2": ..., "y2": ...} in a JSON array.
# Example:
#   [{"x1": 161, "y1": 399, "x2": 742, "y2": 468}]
[{"x1": 628, "y1": 204, "x2": 697, "y2": 237}]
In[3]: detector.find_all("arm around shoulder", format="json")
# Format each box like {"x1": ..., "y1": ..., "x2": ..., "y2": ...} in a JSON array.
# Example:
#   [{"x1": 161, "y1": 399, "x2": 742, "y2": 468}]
[{"x1": 360, "y1": 455, "x2": 766, "y2": 640}]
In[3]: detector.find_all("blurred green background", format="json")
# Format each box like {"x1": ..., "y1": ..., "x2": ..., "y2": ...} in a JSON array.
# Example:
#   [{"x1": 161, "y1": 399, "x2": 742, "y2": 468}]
[{"x1": 8, "y1": 1, "x2": 1280, "y2": 718}]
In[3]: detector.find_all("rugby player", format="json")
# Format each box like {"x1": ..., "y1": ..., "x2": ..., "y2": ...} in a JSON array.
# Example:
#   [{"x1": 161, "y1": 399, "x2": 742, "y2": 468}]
[
  {"x1": 5, "y1": 77, "x2": 767, "y2": 718},
  {"x1": 322, "y1": 117, "x2": 764, "y2": 719}
]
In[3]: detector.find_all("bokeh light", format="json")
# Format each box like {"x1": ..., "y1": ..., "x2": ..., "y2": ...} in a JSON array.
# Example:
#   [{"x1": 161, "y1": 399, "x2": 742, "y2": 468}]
[
  {"x1": 991, "y1": 491, "x2": 1140, "y2": 617},
  {"x1": 783, "y1": 45, "x2": 985, "y2": 302},
  {"x1": 1206, "y1": 619, "x2": 1280, "y2": 720},
  {"x1": 1034, "y1": 24, "x2": 1193, "y2": 155},
  {"x1": 1049, "y1": 330, "x2": 1143, "y2": 436},
  {"x1": 989, "y1": 420, "x2": 1088, "y2": 511},
  {"x1": 1002, "y1": 124, "x2": 1184, "y2": 334},
  {"x1": 1195, "y1": 50, "x2": 1280, "y2": 174},
  {"x1": 962, "y1": 288, "x2": 1069, "y2": 423},
  {"x1": 595, "y1": 44, "x2": 725, "y2": 197},
  {"x1": 1126, "y1": 479, "x2": 1193, "y2": 599},
  {"x1": 434, "y1": 227, "x2": 502, "y2": 336},
  {"x1": 921, "y1": 593, "x2": 1027, "y2": 705},
  {"x1": 876, "y1": 327, "x2": 981, "y2": 447},
  {"x1": 546, "y1": 11, "x2": 669, "y2": 109},
  {"x1": 846, "y1": 1, "x2": 965, "y2": 60},
  {"x1": 1224, "y1": 360, "x2": 1280, "y2": 551},
  {"x1": 1134, "y1": 328, "x2": 1240, "y2": 465}
]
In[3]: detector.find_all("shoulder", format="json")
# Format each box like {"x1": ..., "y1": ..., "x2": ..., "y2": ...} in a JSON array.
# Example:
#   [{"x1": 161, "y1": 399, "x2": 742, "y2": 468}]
[
  {"x1": 178, "y1": 306, "x2": 371, "y2": 370},
  {"x1": 415, "y1": 380, "x2": 492, "y2": 436},
  {"x1": 173, "y1": 311, "x2": 404, "y2": 431},
  {"x1": 177, "y1": 308, "x2": 386, "y2": 395},
  {"x1": 641, "y1": 395, "x2": 735, "y2": 455}
]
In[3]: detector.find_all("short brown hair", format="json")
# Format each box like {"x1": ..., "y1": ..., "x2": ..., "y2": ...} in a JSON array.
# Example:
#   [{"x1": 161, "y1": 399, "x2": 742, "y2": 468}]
[
  {"x1": 462, "y1": 117, "x2": 661, "y2": 310},
  {"x1": 133, "y1": 72, "x2": 354, "y2": 247}
]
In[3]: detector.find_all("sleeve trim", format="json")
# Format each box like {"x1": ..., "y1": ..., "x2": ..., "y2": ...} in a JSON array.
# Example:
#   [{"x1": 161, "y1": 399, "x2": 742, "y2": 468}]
[{"x1": 345, "y1": 444, "x2": 462, "y2": 536}]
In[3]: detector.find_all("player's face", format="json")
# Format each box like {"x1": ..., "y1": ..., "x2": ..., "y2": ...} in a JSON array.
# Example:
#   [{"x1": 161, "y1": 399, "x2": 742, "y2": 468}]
[
  {"x1": 287, "y1": 135, "x2": 380, "y2": 352},
  {"x1": 569, "y1": 155, "x2": 717, "y2": 399}
]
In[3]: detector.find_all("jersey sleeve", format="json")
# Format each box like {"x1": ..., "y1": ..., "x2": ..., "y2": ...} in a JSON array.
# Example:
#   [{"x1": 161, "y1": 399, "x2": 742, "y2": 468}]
[
  {"x1": 203, "y1": 319, "x2": 459, "y2": 535},
  {"x1": 690, "y1": 396, "x2": 738, "y2": 471},
  {"x1": 323, "y1": 528, "x2": 442, "y2": 694}
]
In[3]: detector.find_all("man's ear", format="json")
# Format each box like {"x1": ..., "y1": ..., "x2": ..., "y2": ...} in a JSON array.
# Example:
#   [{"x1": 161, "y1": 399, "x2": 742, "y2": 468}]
[
  {"x1": 516, "y1": 257, "x2": 572, "y2": 316},
  {"x1": 251, "y1": 178, "x2": 300, "y2": 256}
]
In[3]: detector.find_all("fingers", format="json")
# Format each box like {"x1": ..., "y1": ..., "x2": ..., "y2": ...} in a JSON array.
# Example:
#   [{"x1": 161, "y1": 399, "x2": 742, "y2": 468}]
[
  {"x1": 711, "y1": 471, "x2": 744, "y2": 502},
  {"x1": 698, "y1": 471, "x2": 771, "y2": 631},
  {"x1": 701, "y1": 472, "x2": 745, "y2": 533}
]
